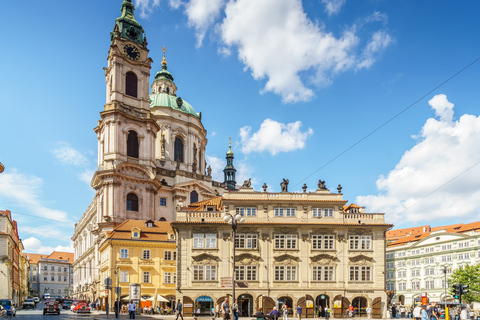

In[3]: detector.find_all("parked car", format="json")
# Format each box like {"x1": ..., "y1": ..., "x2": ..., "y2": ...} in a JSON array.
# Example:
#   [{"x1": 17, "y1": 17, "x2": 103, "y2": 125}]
[
  {"x1": 22, "y1": 299, "x2": 35, "y2": 309},
  {"x1": 32, "y1": 297, "x2": 40, "y2": 305},
  {"x1": 0, "y1": 300, "x2": 16, "y2": 317},
  {"x1": 73, "y1": 300, "x2": 91, "y2": 314},
  {"x1": 63, "y1": 299, "x2": 73, "y2": 310},
  {"x1": 43, "y1": 301, "x2": 60, "y2": 315},
  {"x1": 0, "y1": 305, "x2": 6, "y2": 317}
]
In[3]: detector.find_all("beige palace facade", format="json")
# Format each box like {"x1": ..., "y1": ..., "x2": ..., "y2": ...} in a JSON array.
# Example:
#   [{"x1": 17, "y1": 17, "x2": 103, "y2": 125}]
[{"x1": 173, "y1": 185, "x2": 392, "y2": 318}]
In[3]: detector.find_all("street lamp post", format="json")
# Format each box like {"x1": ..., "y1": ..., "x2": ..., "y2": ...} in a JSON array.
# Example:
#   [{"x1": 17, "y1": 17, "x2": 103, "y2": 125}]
[{"x1": 223, "y1": 212, "x2": 245, "y2": 302}]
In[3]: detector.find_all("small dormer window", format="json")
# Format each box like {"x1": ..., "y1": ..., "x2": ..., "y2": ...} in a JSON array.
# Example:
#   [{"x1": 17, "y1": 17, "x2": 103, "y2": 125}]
[
  {"x1": 131, "y1": 228, "x2": 141, "y2": 239},
  {"x1": 206, "y1": 206, "x2": 215, "y2": 212},
  {"x1": 134, "y1": 232, "x2": 138, "y2": 237},
  {"x1": 145, "y1": 220, "x2": 154, "y2": 228}
]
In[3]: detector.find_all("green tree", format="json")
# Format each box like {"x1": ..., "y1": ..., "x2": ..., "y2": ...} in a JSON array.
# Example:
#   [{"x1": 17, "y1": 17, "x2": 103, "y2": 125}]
[{"x1": 448, "y1": 264, "x2": 480, "y2": 303}]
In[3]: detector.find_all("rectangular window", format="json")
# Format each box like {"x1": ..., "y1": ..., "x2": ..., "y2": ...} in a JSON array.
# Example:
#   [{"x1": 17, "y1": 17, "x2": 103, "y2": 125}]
[
  {"x1": 235, "y1": 234, "x2": 258, "y2": 249},
  {"x1": 235, "y1": 266, "x2": 258, "y2": 281},
  {"x1": 312, "y1": 266, "x2": 335, "y2": 281},
  {"x1": 397, "y1": 251, "x2": 406, "y2": 257},
  {"x1": 275, "y1": 208, "x2": 296, "y2": 217},
  {"x1": 193, "y1": 265, "x2": 216, "y2": 281},
  {"x1": 58, "y1": 276, "x2": 61, "y2": 281},
  {"x1": 398, "y1": 283, "x2": 406, "y2": 291},
  {"x1": 165, "y1": 251, "x2": 172, "y2": 260},
  {"x1": 411, "y1": 281, "x2": 420, "y2": 290},
  {"x1": 349, "y1": 235, "x2": 371, "y2": 250},
  {"x1": 425, "y1": 257, "x2": 435, "y2": 264},
  {"x1": 458, "y1": 253, "x2": 470, "y2": 260},
  {"x1": 164, "y1": 272, "x2": 172, "y2": 284},
  {"x1": 411, "y1": 249, "x2": 420, "y2": 255},
  {"x1": 274, "y1": 266, "x2": 297, "y2": 281},
  {"x1": 386, "y1": 282, "x2": 394, "y2": 291},
  {"x1": 44, "y1": 276, "x2": 47, "y2": 281},
  {"x1": 33, "y1": 266, "x2": 37, "y2": 271},
  {"x1": 386, "y1": 253, "x2": 394, "y2": 259},
  {"x1": 58, "y1": 267, "x2": 62, "y2": 272},
  {"x1": 274, "y1": 234, "x2": 297, "y2": 249},
  {"x1": 143, "y1": 272, "x2": 150, "y2": 283},
  {"x1": 312, "y1": 208, "x2": 322, "y2": 217},
  {"x1": 324, "y1": 209, "x2": 333, "y2": 217},
  {"x1": 64, "y1": 276, "x2": 67, "y2": 282},
  {"x1": 143, "y1": 250, "x2": 151, "y2": 260},
  {"x1": 312, "y1": 235, "x2": 335, "y2": 250},
  {"x1": 51, "y1": 266, "x2": 55, "y2": 271},
  {"x1": 236, "y1": 207, "x2": 257, "y2": 216},
  {"x1": 426, "y1": 280, "x2": 435, "y2": 290},
  {"x1": 43, "y1": 266, "x2": 47, "y2": 271},
  {"x1": 120, "y1": 271, "x2": 129, "y2": 283},
  {"x1": 442, "y1": 280, "x2": 450, "y2": 289},
  {"x1": 425, "y1": 247, "x2": 434, "y2": 253},
  {"x1": 396, "y1": 261, "x2": 406, "y2": 267},
  {"x1": 458, "y1": 241, "x2": 470, "y2": 248},
  {"x1": 160, "y1": 198, "x2": 167, "y2": 206},
  {"x1": 386, "y1": 262, "x2": 394, "y2": 269},
  {"x1": 441, "y1": 255, "x2": 452, "y2": 262},
  {"x1": 425, "y1": 268, "x2": 435, "y2": 276},
  {"x1": 397, "y1": 270, "x2": 406, "y2": 278},
  {"x1": 411, "y1": 259, "x2": 421, "y2": 266},
  {"x1": 386, "y1": 271, "x2": 394, "y2": 279},
  {"x1": 51, "y1": 276, "x2": 54, "y2": 281},
  {"x1": 193, "y1": 233, "x2": 217, "y2": 248},
  {"x1": 120, "y1": 249, "x2": 129, "y2": 259},
  {"x1": 349, "y1": 266, "x2": 371, "y2": 281},
  {"x1": 411, "y1": 269, "x2": 420, "y2": 277},
  {"x1": 33, "y1": 276, "x2": 37, "y2": 282},
  {"x1": 173, "y1": 272, "x2": 176, "y2": 284},
  {"x1": 441, "y1": 244, "x2": 452, "y2": 251}
]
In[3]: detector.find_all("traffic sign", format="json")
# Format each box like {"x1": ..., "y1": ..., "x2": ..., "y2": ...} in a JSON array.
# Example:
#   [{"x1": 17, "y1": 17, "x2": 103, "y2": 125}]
[
  {"x1": 105, "y1": 278, "x2": 112, "y2": 286},
  {"x1": 115, "y1": 287, "x2": 121, "y2": 294},
  {"x1": 105, "y1": 290, "x2": 109, "y2": 294}
]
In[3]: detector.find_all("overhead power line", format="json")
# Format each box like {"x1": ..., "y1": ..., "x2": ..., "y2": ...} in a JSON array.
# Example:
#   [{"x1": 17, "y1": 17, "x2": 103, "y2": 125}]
[{"x1": 292, "y1": 56, "x2": 480, "y2": 189}]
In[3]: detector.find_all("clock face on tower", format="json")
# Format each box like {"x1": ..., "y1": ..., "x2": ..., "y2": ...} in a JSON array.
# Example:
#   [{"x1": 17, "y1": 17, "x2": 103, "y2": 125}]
[{"x1": 123, "y1": 44, "x2": 140, "y2": 61}]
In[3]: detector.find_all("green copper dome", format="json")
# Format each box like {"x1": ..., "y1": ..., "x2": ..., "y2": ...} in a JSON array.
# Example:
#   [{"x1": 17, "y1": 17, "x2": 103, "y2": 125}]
[{"x1": 150, "y1": 93, "x2": 201, "y2": 119}]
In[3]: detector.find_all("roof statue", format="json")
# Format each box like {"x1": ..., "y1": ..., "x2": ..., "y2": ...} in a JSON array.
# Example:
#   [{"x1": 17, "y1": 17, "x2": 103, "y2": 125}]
[
  {"x1": 280, "y1": 178, "x2": 289, "y2": 192},
  {"x1": 242, "y1": 178, "x2": 252, "y2": 188},
  {"x1": 302, "y1": 183, "x2": 307, "y2": 193},
  {"x1": 262, "y1": 183, "x2": 268, "y2": 192},
  {"x1": 318, "y1": 179, "x2": 327, "y2": 190}
]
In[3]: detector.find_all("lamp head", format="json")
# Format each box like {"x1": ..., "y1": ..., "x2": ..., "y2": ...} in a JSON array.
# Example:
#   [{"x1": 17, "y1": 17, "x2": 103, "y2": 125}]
[
  {"x1": 234, "y1": 214, "x2": 242, "y2": 221},
  {"x1": 223, "y1": 215, "x2": 232, "y2": 223}
]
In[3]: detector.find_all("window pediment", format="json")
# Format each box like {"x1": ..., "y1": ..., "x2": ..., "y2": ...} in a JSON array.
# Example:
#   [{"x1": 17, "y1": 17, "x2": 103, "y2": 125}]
[
  {"x1": 235, "y1": 253, "x2": 261, "y2": 265},
  {"x1": 192, "y1": 253, "x2": 219, "y2": 264},
  {"x1": 273, "y1": 254, "x2": 299, "y2": 265},
  {"x1": 310, "y1": 254, "x2": 339, "y2": 265},
  {"x1": 349, "y1": 254, "x2": 375, "y2": 265}
]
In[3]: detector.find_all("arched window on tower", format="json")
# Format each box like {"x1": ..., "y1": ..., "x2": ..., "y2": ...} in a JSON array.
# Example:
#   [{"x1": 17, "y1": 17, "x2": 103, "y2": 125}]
[
  {"x1": 190, "y1": 190, "x2": 198, "y2": 204},
  {"x1": 127, "y1": 130, "x2": 139, "y2": 158},
  {"x1": 174, "y1": 137, "x2": 184, "y2": 163},
  {"x1": 125, "y1": 72, "x2": 138, "y2": 98},
  {"x1": 126, "y1": 193, "x2": 139, "y2": 211}
]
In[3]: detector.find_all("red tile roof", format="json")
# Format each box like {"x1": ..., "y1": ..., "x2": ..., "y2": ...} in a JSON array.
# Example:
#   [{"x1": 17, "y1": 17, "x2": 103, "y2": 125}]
[{"x1": 106, "y1": 220, "x2": 173, "y2": 242}]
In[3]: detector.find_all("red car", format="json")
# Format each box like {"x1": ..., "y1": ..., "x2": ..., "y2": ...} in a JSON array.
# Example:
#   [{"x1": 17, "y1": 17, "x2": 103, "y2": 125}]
[
  {"x1": 74, "y1": 301, "x2": 91, "y2": 314},
  {"x1": 43, "y1": 301, "x2": 61, "y2": 315}
]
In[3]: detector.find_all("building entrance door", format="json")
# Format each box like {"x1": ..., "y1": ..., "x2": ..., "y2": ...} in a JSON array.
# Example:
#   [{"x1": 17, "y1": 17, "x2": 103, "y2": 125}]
[
  {"x1": 316, "y1": 295, "x2": 330, "y2": 317},
  {"x1": 239, "y1": 294, "x2": 253, "y2": 317}
]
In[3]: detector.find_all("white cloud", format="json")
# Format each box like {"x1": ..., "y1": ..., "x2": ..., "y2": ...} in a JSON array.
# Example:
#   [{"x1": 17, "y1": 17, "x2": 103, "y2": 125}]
[
  {"x1": 0, "y1": 169, "x2": 71, "y2": 223},
  {"x1": 322, "y1": 0, "x2": 346, "y2": 16},
  {"x1": 185, "y1": 0, "x2": 225, "y2": 47},
  {"x1": 219, "y1": 0, "x2": 368, "y2": 103},
  {"x1": 52, "y1": 142, "x2": 88, "y2": 166},
  {"x1": 356, "y1": 95, "x2": 480, "y2": 225},
  {"x1": 23, "y1": 237, "x2": 74, "y2": 255},
  {"x1": 78, "y1": 169, "x2": 94, "y2": 186},
  {"x1": 134, "y1": 0, "x2": 161, "y2": 18},
  {"x1": 206, "y1": 155, "x2": 225, "y2": 182},
  {"x1": 356, "y1": 30, "x2": 392, "y2": 70},
  {"x1": 239, "y1": 119, "x2": 313, "y2": 155}
]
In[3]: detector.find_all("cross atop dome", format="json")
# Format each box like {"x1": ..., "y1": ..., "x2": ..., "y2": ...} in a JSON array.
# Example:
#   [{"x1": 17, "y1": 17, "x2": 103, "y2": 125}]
[{"x1": 161, "y1": 46, "x2": 168, "y2": 69}]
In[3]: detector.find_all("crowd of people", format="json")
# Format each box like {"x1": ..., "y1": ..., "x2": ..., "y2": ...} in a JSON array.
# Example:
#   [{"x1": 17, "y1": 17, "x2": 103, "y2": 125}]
[{"x1": 390, "y1": 302, "x2": 479, "y2": 320}]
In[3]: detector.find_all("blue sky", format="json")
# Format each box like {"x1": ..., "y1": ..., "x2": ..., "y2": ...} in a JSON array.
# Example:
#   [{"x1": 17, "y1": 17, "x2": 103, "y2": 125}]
[{"x1": 1, "y1": 0, "x2": 480, "y2": 253}]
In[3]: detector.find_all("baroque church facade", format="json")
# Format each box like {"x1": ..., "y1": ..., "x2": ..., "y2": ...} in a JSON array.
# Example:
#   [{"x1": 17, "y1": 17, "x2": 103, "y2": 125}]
[{"x1": 71, "y1": 0, "x2": 233, "y2": 300}]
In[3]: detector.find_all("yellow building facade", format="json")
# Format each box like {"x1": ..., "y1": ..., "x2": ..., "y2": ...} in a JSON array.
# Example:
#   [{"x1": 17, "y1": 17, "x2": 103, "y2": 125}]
[{"x1": 98, "y1": 220, "x2": 176, "y2": 309}]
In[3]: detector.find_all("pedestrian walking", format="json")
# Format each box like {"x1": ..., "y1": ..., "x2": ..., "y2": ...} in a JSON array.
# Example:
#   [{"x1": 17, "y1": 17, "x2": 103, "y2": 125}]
[
  {"x1": 128, "y1": 300, "x2": 137, "y2": 319},
  {"x1": 296, "y1": 305, "x2": 302, "y2": 320},
  {"x1": 233, "y1": 299, "x2": 239, "y2": 320},
  {"x1": 282, "y1": 305, "x2": 288, "y2": 320},
  {"x1": 222, "y1": 298, "x2": 231, "y2": 320},
  {"x1": 325, "y1": 306, "x2": 330, "y2": 320},
  {"x1": 176, "y1": 299, "x2": 184, "y2": 320},
  {"x1": 114, "y1": 300, "x2": 120, "y2": 318},
  {"x1": 269, "y1": 307, "x2": 280, "y2": 320}
]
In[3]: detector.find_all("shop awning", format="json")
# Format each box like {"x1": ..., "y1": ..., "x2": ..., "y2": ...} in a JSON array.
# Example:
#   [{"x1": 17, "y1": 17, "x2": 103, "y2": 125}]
[{"x1": 196, "y1": 296, "x2": 213, "y2": 302}]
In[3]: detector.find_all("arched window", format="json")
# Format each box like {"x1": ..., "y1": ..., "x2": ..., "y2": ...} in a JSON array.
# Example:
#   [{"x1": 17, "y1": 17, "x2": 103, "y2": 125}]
[
  {"x1": 159, "y1": 217, "x2": 167, "y2": 221},
  {"x1": 126, "y1": 193, "x2": 139, "y2": 211},
  {"x1": 127, "y1": 130, "x2": 139, "y2": 158},
  {"x1": 174, "y1": 137, "x2": 184, "y2": 163},
  {"x1": 125, "y1": 72, "x2": 138, "y2": 98},
  {"x1": 190, "y1": 190, "x2": 198, "y2": 204}
]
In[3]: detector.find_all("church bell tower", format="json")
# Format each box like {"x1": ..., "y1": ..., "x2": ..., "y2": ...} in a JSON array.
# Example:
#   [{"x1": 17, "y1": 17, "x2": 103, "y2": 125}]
[
  {"x1": 91, "y1": 0, "x2": 161, "y2": 227},
  {"x1": 223, "y1": 138, "x2": 237, "y2": 190}
]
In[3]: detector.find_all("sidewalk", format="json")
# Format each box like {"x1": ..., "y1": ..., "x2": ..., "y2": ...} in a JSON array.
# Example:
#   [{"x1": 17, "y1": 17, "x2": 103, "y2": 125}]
[{"x1": 91, "y1": 314, "x2": 391, "y2": 320}]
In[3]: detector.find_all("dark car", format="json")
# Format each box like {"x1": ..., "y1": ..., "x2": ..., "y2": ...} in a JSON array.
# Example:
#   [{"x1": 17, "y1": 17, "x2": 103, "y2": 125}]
[
  {"x1": 63, "y1": 299, "x2": 73, "y2": 310},
  {"x1": 43, "y1": 301, "x2": 61, "y2": 315}
]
